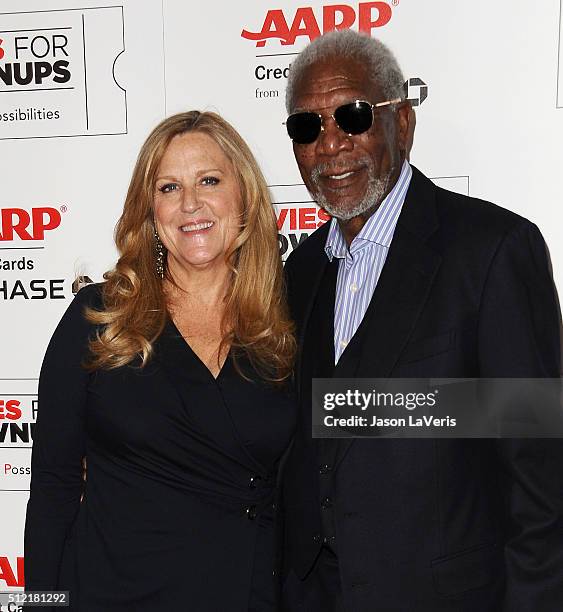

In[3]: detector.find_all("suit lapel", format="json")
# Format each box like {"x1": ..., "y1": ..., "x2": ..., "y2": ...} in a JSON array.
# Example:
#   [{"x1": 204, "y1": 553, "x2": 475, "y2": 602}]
[
  {"x1": 353, "y1": 231, "x2": 442, "y2": 378},
  {"x1": 297, "y1": 259, "x2": 337, "y2": 453},
  {"x1": 332, "y1": 167, "x2": 443, "y2": 468},
  {"x1": 287, "y1": 222, "x2": 331, "y2": 399}
]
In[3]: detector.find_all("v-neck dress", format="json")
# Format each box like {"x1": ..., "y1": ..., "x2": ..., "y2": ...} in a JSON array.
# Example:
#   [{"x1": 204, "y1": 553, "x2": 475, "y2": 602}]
[{"x1": 24, "y1": 284, "x2": 296, "y2": 611}]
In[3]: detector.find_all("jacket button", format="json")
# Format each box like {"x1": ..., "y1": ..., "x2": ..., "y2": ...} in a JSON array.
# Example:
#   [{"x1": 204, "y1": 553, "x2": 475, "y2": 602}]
[
  {"x1": 319, "y1": 464, "x2": 332, "y2": 474},
  {"x1": 321, "y1": 497, "x2": 333, "y2": 509},
  {"x1": 246, "y1": 505, "x2": 257, "y2": 520},
  {"x1": 249, "y1": 475, "x2": 262, "y2": 489}
]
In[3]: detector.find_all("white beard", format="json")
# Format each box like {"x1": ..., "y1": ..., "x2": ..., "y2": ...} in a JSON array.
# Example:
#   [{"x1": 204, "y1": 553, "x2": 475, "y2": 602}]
[{"x1": 310, "y1": 157, "x2": 393, "y2": 221}]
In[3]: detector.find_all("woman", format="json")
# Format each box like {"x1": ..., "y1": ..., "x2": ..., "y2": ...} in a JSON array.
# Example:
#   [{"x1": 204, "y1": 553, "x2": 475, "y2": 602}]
[{"x1": 24, "y1": 111, "x2": 296, "y2": 611}]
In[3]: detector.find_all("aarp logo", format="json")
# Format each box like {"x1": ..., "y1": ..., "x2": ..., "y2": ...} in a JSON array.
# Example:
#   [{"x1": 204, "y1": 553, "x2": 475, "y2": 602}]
[
  {"x1": 0, "y1": 206, "x2": 62, "y2": 243},
  {"x1": 241, "y1": 2, "x2": 396, "y2": 48}
]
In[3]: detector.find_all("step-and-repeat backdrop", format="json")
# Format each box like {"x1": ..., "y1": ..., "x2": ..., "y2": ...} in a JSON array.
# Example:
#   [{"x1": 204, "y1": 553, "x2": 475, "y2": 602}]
[{"x1": 1, "y1": 0, "x2": 562, "y2": 591}]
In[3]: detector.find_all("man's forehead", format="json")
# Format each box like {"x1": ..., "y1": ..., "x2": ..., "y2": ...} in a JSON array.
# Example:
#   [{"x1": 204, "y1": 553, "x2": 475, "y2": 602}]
[
  {"x1": 300, "y1": 71, "x2": 365, "y2": 94},
  {"x1": 292, "y1": 57, "x2": 382, "y2": 110}
]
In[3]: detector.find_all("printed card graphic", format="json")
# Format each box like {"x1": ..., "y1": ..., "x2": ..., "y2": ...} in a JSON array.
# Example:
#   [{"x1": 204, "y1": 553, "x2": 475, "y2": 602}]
[
  {"x1": 270, "y1": 184, "x2": 330, "y2": 262},
  {"x1": 0, "y1": 6, "x2": 126, "y2": 139},
  {"x1": 558, "y1": 0, "x2": 563, "y2": 107},
  {"x1": 431, "y1": 176, "x2": 469, "y2": 196},
  {"x1": 0, "y1": 491, "x2": 26, "y2": 588},
  {"x1": 0, "y1": 492, "x2": 27, "y2": 589},
  {"x1": 0, "y1": 447, "x2": 31, "y2": 490},
  {"x1": 0, "y1": 390, "x2": 37, "y2": 449}
]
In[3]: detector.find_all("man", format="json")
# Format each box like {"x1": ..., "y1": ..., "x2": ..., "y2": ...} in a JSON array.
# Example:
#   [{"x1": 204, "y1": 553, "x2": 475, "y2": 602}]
[{"x1": 280, "y1": 30, "x2": 563, "y2": 611}]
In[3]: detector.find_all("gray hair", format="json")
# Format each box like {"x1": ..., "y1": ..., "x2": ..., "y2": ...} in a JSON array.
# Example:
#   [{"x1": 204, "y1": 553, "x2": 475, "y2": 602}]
[{"x1": 285, "y1": 30, "x2": 405, "y2": 113}]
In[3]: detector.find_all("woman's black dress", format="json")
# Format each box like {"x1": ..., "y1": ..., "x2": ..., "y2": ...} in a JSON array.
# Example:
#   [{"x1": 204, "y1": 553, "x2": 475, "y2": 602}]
[{"x1": 24, "y1": 284, "x2": 296, "y2": 611}]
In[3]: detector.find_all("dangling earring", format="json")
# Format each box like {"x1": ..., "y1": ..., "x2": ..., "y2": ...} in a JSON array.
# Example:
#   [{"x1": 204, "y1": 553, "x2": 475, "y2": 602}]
[{"x1": 154, "y1": 227, "x2": 165, "y2": 279}]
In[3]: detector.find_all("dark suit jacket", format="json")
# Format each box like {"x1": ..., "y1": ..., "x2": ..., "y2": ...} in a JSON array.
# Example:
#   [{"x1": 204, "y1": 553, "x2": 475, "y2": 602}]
[
  {"x1": 281, "y1": 166, "x2": 563, "y2": 611},
  {"x1": 25, "y1": 284, "x2": 294, "y2": 611}
]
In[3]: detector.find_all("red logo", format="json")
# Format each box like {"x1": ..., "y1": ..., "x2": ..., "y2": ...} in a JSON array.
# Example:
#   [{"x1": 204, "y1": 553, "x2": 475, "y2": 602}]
[
  {"x1": 0, "y1": 400, "x2": 22, "y2": 421},
  {"x1": 0, "y1": 207, "x2": 61, "y2": 241},
  {"x1": 0, "y1": 39, "x2": 5, "y2": 61},
  {"x1": 276, "y1": 206, "x2": 330, "y2": 231},
  {"x1": 241, "y1": 2, "x2": 393, "y2": 47},
  {"x1": 0, "y1": 556, "x2": 24, "y2": 587}
]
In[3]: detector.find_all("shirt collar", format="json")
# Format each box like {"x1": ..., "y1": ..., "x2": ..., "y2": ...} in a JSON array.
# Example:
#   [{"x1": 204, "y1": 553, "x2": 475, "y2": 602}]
[{"x1": 324, "y1": 160, "x2": 412, "y2": 261}]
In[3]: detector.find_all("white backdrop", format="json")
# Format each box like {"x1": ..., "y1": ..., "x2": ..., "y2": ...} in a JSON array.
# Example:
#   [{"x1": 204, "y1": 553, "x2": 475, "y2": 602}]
[{"x1": 0, "y1": 0, "x2": 562, "y2": 592}]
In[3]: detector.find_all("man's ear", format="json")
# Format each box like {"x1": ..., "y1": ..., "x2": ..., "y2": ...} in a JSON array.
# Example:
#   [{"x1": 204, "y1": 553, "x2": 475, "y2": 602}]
[{"x1": 397, "y1": 103, "x2": 415, "y2": 160}]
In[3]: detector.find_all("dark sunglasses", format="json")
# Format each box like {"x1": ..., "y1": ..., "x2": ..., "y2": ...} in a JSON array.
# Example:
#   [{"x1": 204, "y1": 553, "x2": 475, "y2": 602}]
[{"x1": 285, "y1": 98, "x2": 402, "y2": 144}]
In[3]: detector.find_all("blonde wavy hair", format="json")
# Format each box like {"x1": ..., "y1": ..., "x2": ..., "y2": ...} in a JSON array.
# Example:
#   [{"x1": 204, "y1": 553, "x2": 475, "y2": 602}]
[{"x1": 86, "y1": 111, "x2": 295, "y2": 382}]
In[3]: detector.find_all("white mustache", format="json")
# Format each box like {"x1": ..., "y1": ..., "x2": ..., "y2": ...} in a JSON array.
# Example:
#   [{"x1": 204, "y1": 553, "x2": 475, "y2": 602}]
[
  {"x1": 307, "y1": 156, "x2": 394, "y2": 221},
  {"x1": 311, "y1": 158, "x2": 371, "y2": 183}
]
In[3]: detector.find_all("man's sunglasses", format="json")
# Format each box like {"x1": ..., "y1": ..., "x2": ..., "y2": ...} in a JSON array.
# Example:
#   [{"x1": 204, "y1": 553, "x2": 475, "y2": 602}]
[{"x1": 285, "y1": 98, "x2": 403, "y2": 145}]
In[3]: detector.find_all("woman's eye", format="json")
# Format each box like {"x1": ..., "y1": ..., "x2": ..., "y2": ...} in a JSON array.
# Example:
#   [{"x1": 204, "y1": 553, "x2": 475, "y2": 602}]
[
  {"x1": 201, "y1": 176, "x2": 219, "y2": 186},
  {"x1": 158, "y1": 183, "x2": 179, "y2": 193}
]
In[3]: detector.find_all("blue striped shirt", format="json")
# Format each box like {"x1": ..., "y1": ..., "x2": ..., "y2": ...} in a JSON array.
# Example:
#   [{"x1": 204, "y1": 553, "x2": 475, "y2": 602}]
[{"x1": 325, "y1": 161, "x2": 413, "y2": 363}]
